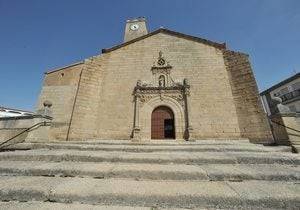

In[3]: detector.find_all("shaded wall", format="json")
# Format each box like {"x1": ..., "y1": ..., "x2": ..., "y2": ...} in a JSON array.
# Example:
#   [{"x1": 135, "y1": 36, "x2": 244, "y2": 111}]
[
  {"x1": 223, "y1": 50, "x2": 273, "y2": 142},
  {"x1": 269, "y1": 113, "x2": 300, "y2": 148},
  {"x1": 36, "y1": 63, "x2": 83, "y2": 140}
]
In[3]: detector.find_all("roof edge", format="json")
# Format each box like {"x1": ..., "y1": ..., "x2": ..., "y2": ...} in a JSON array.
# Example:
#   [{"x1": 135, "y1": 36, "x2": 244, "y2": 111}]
[
  {"x1": 260, "y1": 72, "x2": 300, "y2": 95},
  {"x1": 45, "y1": 61, "x2": 84, "y2": 74},
  {"x1": 223, "y1": 49, "x2": 249, "y2": 57},
  {"x1": 0, "y1": 106, "x2": 34, "y2": 113},
  {"x1": 102, "y1": 28, "x2": 226, "y2": 54}
]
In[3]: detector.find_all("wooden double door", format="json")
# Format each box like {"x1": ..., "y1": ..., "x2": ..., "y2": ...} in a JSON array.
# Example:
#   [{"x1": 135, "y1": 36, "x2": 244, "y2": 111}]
[{"x1": 151, "y1": 106, "x2": 175, "y2": 139}]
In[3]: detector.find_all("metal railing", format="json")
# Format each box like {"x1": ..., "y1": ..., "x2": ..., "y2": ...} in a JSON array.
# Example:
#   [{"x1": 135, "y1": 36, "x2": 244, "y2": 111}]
[
  {"x1": 280, "y1": 89, "x2": 300, "y2": 102},
  {"x1": 0, "y1": 121, "x2": 51, "y2": 150},
  {"x1": 269, "y1": 119, "x2": 300, "y2": 133}
]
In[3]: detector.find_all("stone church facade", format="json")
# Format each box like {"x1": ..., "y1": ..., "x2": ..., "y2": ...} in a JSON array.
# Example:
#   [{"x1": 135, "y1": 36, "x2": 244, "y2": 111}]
[{"x1": 36, "y1": 18, "x2": 272, "y2": 142}]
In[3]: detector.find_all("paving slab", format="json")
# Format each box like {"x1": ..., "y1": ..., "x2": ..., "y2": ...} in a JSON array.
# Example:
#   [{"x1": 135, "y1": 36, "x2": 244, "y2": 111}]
[
  {"x1": 0, "y1": 149, "x2": 299, "y2": 165},
  {"x1": 0, "y1": 201, "x2": 152, "y2": 210},
  {"x1": 9, "y1": 142, "x2": 292, "y2": 153},
  {"x1": 201, "y1": 164, "x2": 300, "y2": 181},
  {"x1": 0, "y1": 161, "x2": 299, "y2": 181},
  {"x1": 29, "y1": 139, "x2": 253, "y2": 145},
  {"x1": 0, "y1": 201, "x2": 194, "y2": 210},
  {"x1": 0, "y1": 141, "x2": 299, "y2": 209},
  {"x1": 0, "y1": 161, "x2": 207, "y2": 180},
  {"x1": 0, "y1": 176, "x2": 299, "y2": 209},
  {"x1": 227, "y1": 180, "x2": 300, "y2": 209}
]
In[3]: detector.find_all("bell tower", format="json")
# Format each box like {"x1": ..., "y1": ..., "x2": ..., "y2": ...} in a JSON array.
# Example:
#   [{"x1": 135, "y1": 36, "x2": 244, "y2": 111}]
[{"x1": 124, "y1": 17, "x2": 148, "y2": 43}]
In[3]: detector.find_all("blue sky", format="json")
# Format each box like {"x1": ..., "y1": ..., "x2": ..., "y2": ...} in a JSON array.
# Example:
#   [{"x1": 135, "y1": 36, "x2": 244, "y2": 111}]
[{"x1": 0, "y1": 0, "x2": 299, "y2": 111}]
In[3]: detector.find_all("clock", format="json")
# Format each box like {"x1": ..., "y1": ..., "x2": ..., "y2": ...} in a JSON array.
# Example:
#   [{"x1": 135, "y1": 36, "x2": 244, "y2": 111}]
[{"x1": 130, "y1": 24, "x2": 139, "y2": 31}]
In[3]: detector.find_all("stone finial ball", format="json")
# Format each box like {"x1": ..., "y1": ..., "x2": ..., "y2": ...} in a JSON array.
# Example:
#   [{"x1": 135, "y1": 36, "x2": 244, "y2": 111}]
[
  {"x1": 43, "y1": 100, "x2": 53, "y2": 108},
  {"x1": 272, "y1": 96, "x2": 282, "y2": 104}
]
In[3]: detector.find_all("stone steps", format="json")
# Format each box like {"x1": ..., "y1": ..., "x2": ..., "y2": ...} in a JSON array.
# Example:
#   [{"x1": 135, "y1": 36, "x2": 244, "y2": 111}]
[
  {"x1": 0, "y1": 202, "x2": 160, "y2": 210},
  {"x1": 18, "y1": 139, "x2": 276, "y2": 147},
  {"x1": 0, "y1": 161, "x2": 299, "y2": 181},
  {"x1": 0, "y1": 149, "x2": 299, "y2": 165},
  {"x1": 31, "y1": 139, "x2": 253, "y2": 145},
  {"x1": 0, "y1": 176, "x2": 298, "y2": 209},
  {"x1": 0, "y1": 140, "x2": 299, "y2": 209},
  {"x1": 9, "y1": 142, "x2": 292, "y2": 153}
]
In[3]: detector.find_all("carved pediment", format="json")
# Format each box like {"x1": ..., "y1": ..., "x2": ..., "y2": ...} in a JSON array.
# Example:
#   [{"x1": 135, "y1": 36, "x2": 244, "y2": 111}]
[
  {"x1": 134, "y1": 51, "x2": 190, "y2": 107},
  {"x1": 136, "y1": 88, "x2": 185, "y2": 107},
  {"x1": 132, "y1": 51, "x2": 193, "y2": 141},
  {"x1": 151, "y1": 51, "x2": 172, "y2": 70}
]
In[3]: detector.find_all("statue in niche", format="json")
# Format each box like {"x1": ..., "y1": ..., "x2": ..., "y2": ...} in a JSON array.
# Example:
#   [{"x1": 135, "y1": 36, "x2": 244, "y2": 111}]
[{"x1": 159, "y1": 75, "x2": 166, "y2": 87}]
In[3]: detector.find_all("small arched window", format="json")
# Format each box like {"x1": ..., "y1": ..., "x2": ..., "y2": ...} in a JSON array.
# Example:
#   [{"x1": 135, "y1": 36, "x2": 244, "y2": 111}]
[{"x1": 158, "y1": 75, "x2": 166, "y2": 87}]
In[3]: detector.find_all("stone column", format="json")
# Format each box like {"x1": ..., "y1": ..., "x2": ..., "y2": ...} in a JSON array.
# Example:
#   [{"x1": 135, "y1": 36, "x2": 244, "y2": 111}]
[
  {"x1": 183, "y1": 79, "x2": 194, "y2": 141},
  {"x1": 132, "y1": 83, "x2": 141, "y2": 141}
]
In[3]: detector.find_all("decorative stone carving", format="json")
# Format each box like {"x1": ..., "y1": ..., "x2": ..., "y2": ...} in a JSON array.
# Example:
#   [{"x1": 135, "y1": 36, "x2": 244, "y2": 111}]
[
  {"x1": 158, "y1": 75, "x2": 166, "y2": 87},
  {"x1": 134, "y1": 51, "x2": 189, "y2": 107},
  {"x1": 183, "y1": 78, "x2": 189, "y2": 86},
  {"x1": 139, "y1": 94, "x2": 154, "y2": 103},
  {"x1": 157, "y1": 51, "x2": 166, "y2": 66},
  {"x1": 43, "y1": 100, "x2": 52, "y2": 108},
  {"x1": 132, "y1": 52, "x2": 192, "y2": 141},
  {"x1": 152, "y1": 51, "x2": 171, "y2": 69},
  {"x1": 151, "y1": 68, "x2": 171, "y2": 75},
  {"x1": 271, "y1": 96, "x2": 292, "y2": 114},
  {"x1": 170, "y1": 94, "x2": 183, "y2": 101},
  {"x1": 37, "y1": 100, "x2": 53, "y2": 117},
  {"x1": 272, "y1": 96, "x2": 282, "y2": 104},
  {"x1": 150, "y1": 51, "x2": 174, "y2": 87},
  {"x1": 136, "y1": 80, "x2": 142, "y2": 87}
]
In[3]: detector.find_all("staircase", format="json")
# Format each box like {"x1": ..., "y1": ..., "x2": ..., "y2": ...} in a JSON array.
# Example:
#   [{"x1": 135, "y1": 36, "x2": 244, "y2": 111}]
[{"x1": 0, "y1": 140, "x2": 299, "y2": 209}]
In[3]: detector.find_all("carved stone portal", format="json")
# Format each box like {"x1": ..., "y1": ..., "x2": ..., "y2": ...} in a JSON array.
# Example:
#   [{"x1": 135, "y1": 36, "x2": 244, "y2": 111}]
[{"x1": 132, "y1": 51, "x2": 193, "y2": 141}]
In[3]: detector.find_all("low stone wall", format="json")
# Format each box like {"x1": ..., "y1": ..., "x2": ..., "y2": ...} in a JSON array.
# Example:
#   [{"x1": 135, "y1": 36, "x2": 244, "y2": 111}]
[
  {"x1": 269, "y1": 113, "x2": 300, "y2": 151},
  {"x1": 0, "y1": 115, "x2": 52, "y2": 147},
  {"x1": 269, "y1": 115, "x2": 289, "y2": 145}
]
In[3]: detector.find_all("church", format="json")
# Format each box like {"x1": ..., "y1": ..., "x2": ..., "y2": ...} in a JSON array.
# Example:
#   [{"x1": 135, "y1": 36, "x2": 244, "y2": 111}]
[{"x1": 36, "y1": 18, "x2": 272, "y2": 142}]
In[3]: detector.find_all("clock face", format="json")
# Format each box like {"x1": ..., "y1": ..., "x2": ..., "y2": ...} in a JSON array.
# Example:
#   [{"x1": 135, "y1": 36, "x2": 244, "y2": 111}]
[{"x1": 130, "y1": 24, "x2": 139, "y2": 31}]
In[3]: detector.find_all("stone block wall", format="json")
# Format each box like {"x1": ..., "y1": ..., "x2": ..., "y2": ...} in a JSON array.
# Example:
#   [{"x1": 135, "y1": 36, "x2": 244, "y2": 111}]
[
  {"x1": 223, "y1": 50, "x2": 273, "y2": 142},
  {"x1": 36, "y1": 63, "x2": 82, "y2": 140},
  {"x1": 67, "y1": 57, "x2": 104, "y2": 140},
  {"x1": 69, "y1": 33, "x2": 246, "y2": 140},
  {"x1": 36, "y1": 32, "x2": 274, "y2": 142}
]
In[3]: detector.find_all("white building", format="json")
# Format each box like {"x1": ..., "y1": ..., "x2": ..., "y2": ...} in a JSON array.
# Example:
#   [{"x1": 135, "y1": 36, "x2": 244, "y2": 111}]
[
  {"x1": 0, "y1": 107, "x2": 34, "y2": 118},
  {"x1": 260, "y1": 73, "x2": 300, "y2": 115}
]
